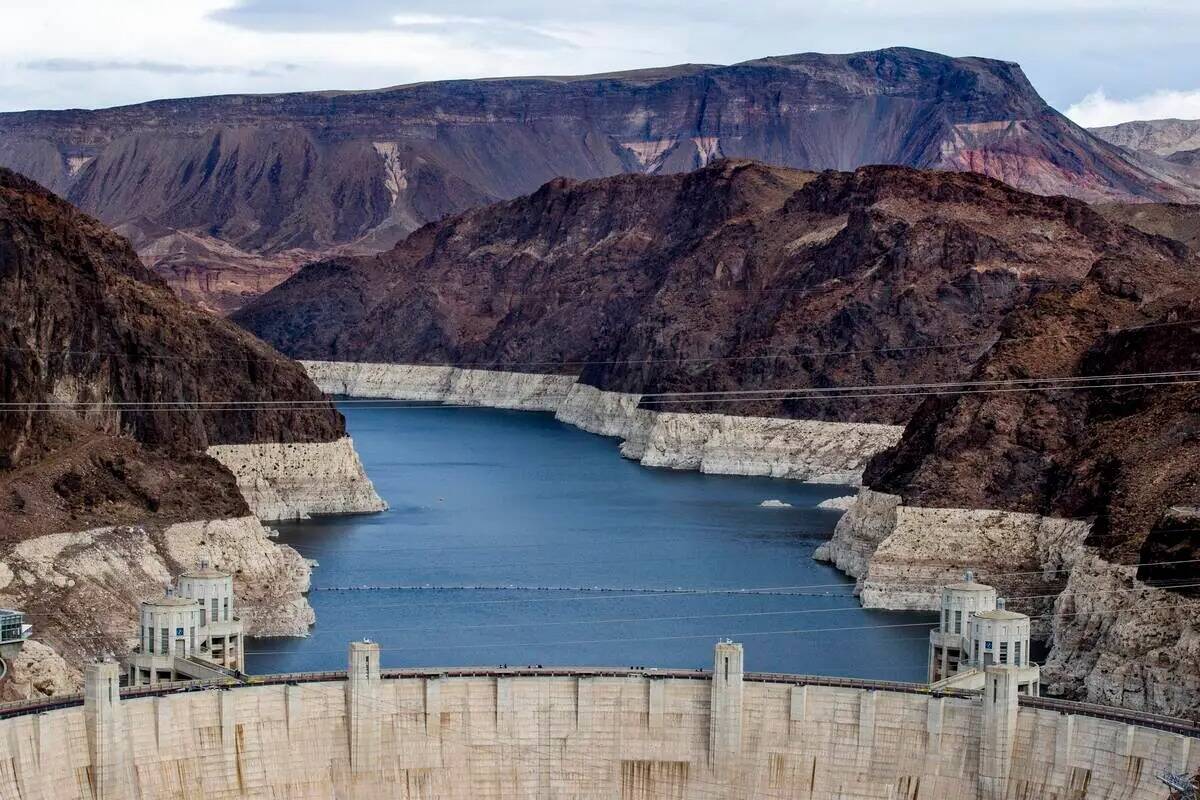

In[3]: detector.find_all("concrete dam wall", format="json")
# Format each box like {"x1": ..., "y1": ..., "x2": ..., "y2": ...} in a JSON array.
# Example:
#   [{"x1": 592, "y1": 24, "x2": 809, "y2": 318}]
[{"x1": 0, "y1": 643, "x2": 1195, "y2": 800}]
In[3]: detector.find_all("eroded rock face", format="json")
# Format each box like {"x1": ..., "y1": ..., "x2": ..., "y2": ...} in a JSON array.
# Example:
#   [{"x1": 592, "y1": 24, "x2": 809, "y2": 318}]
[
  {"x1": 2, "y1": 640, "x2": 77, "y2": 701},
  {"x1": 0, "y1": 170, "x2": 370, "y2": 692},
  {"x1": 302, "y1": 361, "x2": 576, "y2": 411},
  {"x1": 0, "y1": 518, "x2": 313, "y2": 695},
  {"x1": 6, "y1": 48, "x2": 1196, "y2": 310},
  {"x1": 1044, "y1": 552, "x2": 1200, "y2": 719},
  {"x1": 206, "y1": 438, "x2": 386, "y2": 522},
  {"x1": 817, "y1": 489, "x2": 1200, "y2": 720},
  {"x1": 240, "y1": 162, "x2": 1167, "y2": 432},
  {"x1": 0, "y1": 167, "x2": 344, "y2": 472},
  {"x1": 816, "y1": 490, "x2": 1089, "y2": 621}
]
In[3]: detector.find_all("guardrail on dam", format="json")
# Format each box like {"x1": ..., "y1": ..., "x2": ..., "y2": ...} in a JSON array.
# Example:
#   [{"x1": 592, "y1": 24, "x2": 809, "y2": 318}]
[{"x1": 0, "y1": 641, "x2": 1194, "y2": 799}]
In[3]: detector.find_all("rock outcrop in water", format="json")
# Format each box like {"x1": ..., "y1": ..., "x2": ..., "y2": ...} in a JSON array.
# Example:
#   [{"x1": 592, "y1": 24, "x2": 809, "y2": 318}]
[
  {"x1": 5, "y1": 48, "x2": 1199, "y2": 310},
  {"x1": 0, "y1": 168, "x2": 382, "y2": 696}
]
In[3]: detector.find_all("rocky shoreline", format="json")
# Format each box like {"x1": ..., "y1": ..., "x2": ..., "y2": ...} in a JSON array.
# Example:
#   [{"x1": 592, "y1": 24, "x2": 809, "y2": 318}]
[
  {"x1": 302, "y1": 361, "x2": 904, "y2": 485},
  {"x1": 815, "y1": 489, "x2": 1200, "y2": 719}
]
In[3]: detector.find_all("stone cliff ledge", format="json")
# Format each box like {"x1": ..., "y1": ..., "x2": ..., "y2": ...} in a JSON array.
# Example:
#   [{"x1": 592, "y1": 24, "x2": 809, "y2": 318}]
[
  {"x1": 207, "y1": 437, "x2": 387, "y2": 521},
  {"x1": 815, "y1": 489, "x2": 1200, "y2": 720}
]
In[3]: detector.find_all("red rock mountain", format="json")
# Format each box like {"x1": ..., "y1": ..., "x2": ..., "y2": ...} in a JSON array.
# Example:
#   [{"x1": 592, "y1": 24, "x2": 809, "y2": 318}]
[
  {"x1": 0, "y1": 167, "x2": 343, "y2": 541},
  {"x1": 3, "y1": 48, "x2": 1197, "y2": 312},
  {"x1": 235, "y1": 159, "x2": 1200, "y2": 589}
]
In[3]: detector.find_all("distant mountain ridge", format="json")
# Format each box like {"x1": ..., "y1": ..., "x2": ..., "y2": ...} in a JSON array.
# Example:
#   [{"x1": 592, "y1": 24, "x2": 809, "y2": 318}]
[
  {"x1": 1090, "y1": 117, "x2": 1200, "y2": 157},
  {"x1": 3, "y1": 47, "x2": 1197, "y2": 311}
]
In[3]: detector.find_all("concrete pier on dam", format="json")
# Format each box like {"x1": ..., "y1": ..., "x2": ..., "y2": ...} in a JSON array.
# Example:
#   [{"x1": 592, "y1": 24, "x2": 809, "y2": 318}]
[{"x1": 0, "y1": 642, "x2": 1195, "y2": 800}]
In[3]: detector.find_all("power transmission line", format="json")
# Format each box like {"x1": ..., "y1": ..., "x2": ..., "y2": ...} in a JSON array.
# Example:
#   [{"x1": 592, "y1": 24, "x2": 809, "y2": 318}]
[
  {"x1": 2, "y1": 314, "x2": 1195, "y2": 370},
  {"x1": 6, "y1": 369, "x2": 1198, "y2": 410}
]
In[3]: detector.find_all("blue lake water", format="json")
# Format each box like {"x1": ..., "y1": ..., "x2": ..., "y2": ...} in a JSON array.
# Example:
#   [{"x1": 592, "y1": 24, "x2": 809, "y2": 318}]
[{"x1": 245, "y1": 403, "x2": 935, "y2": 680}]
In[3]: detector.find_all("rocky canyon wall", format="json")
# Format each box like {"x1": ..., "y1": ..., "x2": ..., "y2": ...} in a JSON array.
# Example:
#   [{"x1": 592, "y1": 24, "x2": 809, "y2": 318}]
[
  {"x1": 815, "y1": 490, "x2": 1200, "y2": 720},
  {"x1": 0, "y1": 168, "x2": 386, "y2": 700},
  {"x1": 302, "y1": 361, "x2": 903, "y2": 485}
]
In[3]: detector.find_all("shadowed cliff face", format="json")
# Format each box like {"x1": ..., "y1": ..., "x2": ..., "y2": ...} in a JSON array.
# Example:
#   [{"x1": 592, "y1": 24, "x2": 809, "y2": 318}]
[
  {"x1": 0, "y1": 167, "x2": 344, "y2": 539},
  {"x1": 234, "y1": 160, "x2": 1186, "y2": 430},
  {"x1": 864, "y1": 262, "x2": 1200, "y2": 584},
  {"x1": 3, "y1": 48, "x2": 1197, "y2": 312}
]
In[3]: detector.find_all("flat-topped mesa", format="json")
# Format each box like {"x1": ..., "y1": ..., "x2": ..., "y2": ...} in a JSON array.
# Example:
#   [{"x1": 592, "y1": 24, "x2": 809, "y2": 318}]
[{"x1": 5, "y1": 48, "x2": 1197, "y2": 310}]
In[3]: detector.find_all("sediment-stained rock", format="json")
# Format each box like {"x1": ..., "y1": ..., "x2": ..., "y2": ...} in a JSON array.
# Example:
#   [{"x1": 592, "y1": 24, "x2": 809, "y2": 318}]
[
  {"x1": 445, "y1": 369, "x2": 576, "y2": 412},
  {"x1": 816, "y1": 495, "x2": 857, "y2": 511},
  {"x1": 1043, "y1": 552, "x2": 1200, "y2": 720},
  {"x1": 636, "y1": 412, "x2": 902, "y2": 484},
  {"x1": 555, "y1": 383, "x2": 646, "y2": 440},
  {"x1": 303, "y1": 362, "x2": 902, "y2": 486},
  {"x1": 1, "y1": 640, "x2": 76, "y2": 701},
  {"x1": 816, "y1": 489, "x2": 1200, "y2": 719},
  {"x1": 302, "y1": 361, "x2": 576, "y2": 411},
  {"x1": 815, "y1": 490, "x2": 1089, "y2": 616},
  {"x1": 0, "y1": 516, "x2": 313, "y2": 695},
  {"x1": 206, "y1": 438, "x2": 386, "y2": 522},
  {"x1": 812, "y1": 489, "x2": 902, "y2": 582}
]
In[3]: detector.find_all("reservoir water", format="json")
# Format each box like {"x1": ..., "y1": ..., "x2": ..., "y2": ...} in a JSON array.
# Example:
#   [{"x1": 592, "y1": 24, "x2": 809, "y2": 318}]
[{"x1": 246, "y1": 403, "x2": 935, "y2": 680}]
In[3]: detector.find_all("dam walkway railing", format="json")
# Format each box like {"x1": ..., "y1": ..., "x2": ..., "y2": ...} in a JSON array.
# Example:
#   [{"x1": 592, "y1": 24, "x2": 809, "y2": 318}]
[{"x1": 1, "y1": 665, "x2": 1196, "y2": 737}]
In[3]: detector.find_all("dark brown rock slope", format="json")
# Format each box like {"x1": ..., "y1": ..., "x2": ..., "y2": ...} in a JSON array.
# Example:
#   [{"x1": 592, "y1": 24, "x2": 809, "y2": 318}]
[
  {"x1": 864, "y1": 270, "x2": 1200, "y2": 587},
  {"x1": 236, "y1": 160, "x2": 1188, "y2": 429},
  {"x1": 0, "y1": 167, "x2": 343, "y2": 541},
  {"x1": 4, "y1": 48, "x2": 1197, "y2": 312},
  {"x1": 1095, "y1": 201, "x2": 1200, "y2": 255}
]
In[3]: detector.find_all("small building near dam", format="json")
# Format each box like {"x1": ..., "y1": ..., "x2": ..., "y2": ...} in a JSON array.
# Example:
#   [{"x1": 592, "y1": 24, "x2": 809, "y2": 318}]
[
  {"x1": 929, "y1": 570, "x2": 1040, "y2": 696},
  {"x1": 124, "y1": 561, "x2": 245, "y2": 686}
]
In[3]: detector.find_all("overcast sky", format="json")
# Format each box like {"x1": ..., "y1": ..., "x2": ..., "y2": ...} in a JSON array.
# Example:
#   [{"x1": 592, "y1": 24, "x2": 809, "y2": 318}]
[{"x1": 1, "y1": 0, "x2": 1198, "y2": 126}]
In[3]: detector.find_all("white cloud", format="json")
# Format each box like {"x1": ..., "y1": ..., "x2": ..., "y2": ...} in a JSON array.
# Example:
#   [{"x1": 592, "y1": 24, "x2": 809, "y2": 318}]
[
  {"x1": 0, "y1": 0, "x2": 1199, "y2": 113},
  {"x1": 0, "y1": 0, "x2": 666, "y2": 111},
  {"x1": 1066, "y1": 88, "x2": 1200, "y2": 128}
]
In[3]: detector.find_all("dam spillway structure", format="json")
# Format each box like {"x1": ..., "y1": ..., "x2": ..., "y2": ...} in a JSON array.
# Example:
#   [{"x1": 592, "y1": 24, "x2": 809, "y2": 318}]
[{"x1": 0, "y1": 642, "x2": 1195, "y2": 799}]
